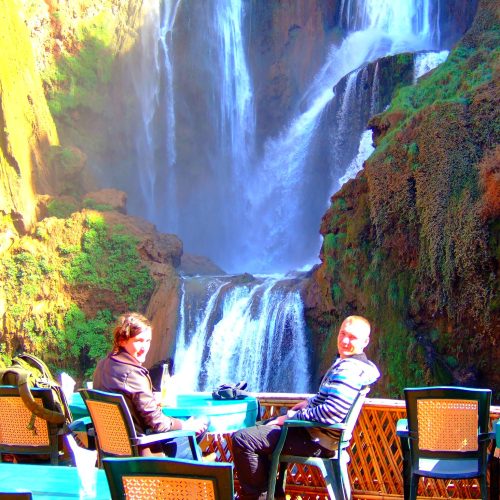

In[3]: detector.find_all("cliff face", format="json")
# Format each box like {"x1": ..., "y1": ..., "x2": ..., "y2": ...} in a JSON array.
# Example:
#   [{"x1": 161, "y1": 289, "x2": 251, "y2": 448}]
[
  {"x1": 0, "y1": 1, "x2": 59, "y2": 233},
  {"x1": 247, "y1": 0, "x2": 340, "y2": 145},
  {"x1": 0, "y1": 1, "x2": 183, "y2": 379},
  {"x1": 305, "y1": 0, "x2": 499, "y2": 399}
]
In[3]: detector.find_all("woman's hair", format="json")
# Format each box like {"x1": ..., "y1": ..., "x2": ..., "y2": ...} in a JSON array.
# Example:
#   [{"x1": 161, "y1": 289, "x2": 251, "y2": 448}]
[{"x1": 112, "y1": 312, "x2": 151, "y2": 354}]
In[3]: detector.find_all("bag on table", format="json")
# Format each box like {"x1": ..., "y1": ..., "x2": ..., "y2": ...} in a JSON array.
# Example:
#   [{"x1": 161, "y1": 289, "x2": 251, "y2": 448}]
[{"x1": 212, "y1": 381, "x2": 249, "y2": 400}]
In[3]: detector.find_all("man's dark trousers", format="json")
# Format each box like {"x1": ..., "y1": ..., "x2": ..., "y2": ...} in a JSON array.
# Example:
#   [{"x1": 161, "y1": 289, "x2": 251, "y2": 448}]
[{"x1": 232, "y1": 423, "x2": 334, "y2": 500}]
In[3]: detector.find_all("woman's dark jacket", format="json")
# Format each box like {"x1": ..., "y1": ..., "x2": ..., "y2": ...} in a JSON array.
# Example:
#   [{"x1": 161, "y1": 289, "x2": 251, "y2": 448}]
[{"x1": 93, "y1": 349, "x2": 181, "y2": 435}]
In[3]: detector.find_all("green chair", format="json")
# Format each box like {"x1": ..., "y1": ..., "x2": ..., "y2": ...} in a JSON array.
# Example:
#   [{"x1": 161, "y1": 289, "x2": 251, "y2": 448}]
[
  {"x1": 396, "y1": 386, "x2": 494, "y2": 500},
  {"x1": 0, "y1": 385, "x2": 69, "y2": 465},
  {"x1": 80, "y1": 389, "x2": 200, "y2": 467},
  {"x1": 103, "y1": 456, "x2": 234, "y2": 499},
  {"x1": 267, "y1": 386, "x2": 370, "y2": 500}
]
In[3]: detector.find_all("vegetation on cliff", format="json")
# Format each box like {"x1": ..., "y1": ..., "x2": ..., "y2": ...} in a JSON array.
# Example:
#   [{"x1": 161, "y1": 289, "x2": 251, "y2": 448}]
[
  {"x1": 309, "y1": 0, "x2": 499, "y2": 399},
  {"x1": 0, "y1": 210, "x2": 155, "y2": 379},
  {"x1": 0, "y1": 1, "x2": 184, "y2": 383}
]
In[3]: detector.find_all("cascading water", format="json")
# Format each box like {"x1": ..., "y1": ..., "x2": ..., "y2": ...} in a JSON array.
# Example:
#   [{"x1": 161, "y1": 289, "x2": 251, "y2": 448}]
[
  {"x1": 414, "y1": 50, "x2": 450, "y2": 82},
  {"x1": 126, "y1": 0, "x2": 162, "y2": 222},
  {"x1": 174, "y1": 275, "x2": 311, "y2": 393},
  {"x1": 114, "y1": 0, "x2": 472, "y2": 392},
  {"x1": 159, "y1": 0, "x2": 182, "y2": 232}
]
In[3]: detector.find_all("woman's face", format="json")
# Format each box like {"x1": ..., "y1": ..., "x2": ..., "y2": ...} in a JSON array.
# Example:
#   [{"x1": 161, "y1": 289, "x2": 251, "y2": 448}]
[{"x1": 119, "y1": 326, "x2": 152, "y2": 364}]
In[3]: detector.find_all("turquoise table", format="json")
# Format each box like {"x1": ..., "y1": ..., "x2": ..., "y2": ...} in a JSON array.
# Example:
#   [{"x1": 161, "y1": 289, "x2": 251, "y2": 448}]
[
  {"x1": 70, "y1": 391, "x2": 258, "y2": 433},
  {"x1": 0, "y1": 462, "x2": 110, "y2": 499}
]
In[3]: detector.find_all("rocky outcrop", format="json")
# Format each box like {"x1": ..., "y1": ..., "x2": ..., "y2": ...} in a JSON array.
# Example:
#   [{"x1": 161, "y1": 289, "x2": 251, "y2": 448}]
[
  {"x1": 0, "y1": 203, "x2": 183, "y2": 378},
  {"x1": 247, "y1": 0, "x2": 340, "y2": 145},
  {"x1": 84, "y1": 189, "x2": 127, "y2": 213},
  {"x1": 179, "y1": 254, "x2": 227, "y2": 276}
]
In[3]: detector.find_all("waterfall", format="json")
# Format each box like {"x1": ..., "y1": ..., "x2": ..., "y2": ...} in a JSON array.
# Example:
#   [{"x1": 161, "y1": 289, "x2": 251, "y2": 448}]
[
  {"x1": 238, "y1": 0, "x2": 444, "y2": 273},
  {"x1": 110, "y1": 0, "x2": 470, "y2": 392},
  {"x1": 216, "y1": 0, "x2": 255, "y2": 172},
  {"x1": 339, "y1": 0, "x2": 440, "y2": 48},
  {"x1": 414, "y1": 50, "x2": 450, "y2": 82},
  {"x1": 174, "y1": 275, "x2": 311, "y2": 393},
  {"x1": 122, "y1": 0, "x2": 445, "y2": 273},
  {"x1": 338, "y1": 130, "x2": 375, "y2": 187},
  {"x1": 127, "y1": 0, "x2": 161, "y2": 222},
  {"x1": 159, "y1": 0, "x2": 182, "y2": 232}
]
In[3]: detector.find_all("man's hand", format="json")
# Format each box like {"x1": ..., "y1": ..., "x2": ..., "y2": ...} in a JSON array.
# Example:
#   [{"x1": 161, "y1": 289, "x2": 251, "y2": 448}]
[
  {"x1": 265, "y1": 415, "x2": 288, "y2": 426},
  {"x1": 291, "y1": 400, "x2": 308, "y2": 411}
]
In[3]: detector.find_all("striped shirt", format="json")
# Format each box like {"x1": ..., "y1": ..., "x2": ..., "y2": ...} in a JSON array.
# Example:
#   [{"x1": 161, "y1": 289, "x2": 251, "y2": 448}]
[{"x1": 293, "y1": 353, "x2": 380, "y2": 447}]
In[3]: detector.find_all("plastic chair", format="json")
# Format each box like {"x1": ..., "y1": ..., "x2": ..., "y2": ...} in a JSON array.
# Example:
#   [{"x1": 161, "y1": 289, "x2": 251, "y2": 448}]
[
  {"x1": 0, "y1": 385, "x2": 69, "y2": 465},
  {"x1": 396, "y1": 386, "x2": 494, "y2": 500},
  {"x1": 267, "y1": 386, "x2": 370, "y2": 500},
  {"x1": 80, "y1": 389, "x2": 200, "y2": 466},
  {"x1": 103, "y1": 456, "x2": 234, "y2": 499}
]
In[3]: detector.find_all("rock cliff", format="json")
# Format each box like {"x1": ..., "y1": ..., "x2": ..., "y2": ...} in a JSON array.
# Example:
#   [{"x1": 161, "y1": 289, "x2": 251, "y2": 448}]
[
  {"x1": 0, "y1": 0, "x2": 497, "y2": 395},
  {"x1": 305, "y1": 0, "x2": 499, "y2": 398},
  {"x1": 0, "y1": 1, "x2": 59, "y2": 233},
  {"x1": 0, "y1": 1, "x2": 183, "y2": 379}
]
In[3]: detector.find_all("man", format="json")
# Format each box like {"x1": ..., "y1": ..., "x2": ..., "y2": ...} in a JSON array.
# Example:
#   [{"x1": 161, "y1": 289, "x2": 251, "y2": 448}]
[{"x1": 232, "y1": 315, "x2": 380, "y2": 500}]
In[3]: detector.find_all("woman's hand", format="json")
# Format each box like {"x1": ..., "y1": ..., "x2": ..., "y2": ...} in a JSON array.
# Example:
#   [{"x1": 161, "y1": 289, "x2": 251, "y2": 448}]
[{"x1": 182, "y1": 416, "x2": 208, "y2": 436}]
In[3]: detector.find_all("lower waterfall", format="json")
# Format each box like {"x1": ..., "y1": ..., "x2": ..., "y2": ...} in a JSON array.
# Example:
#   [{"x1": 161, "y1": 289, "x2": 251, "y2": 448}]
[{"x1": 173, "y1": 274, "x2": 312, "y2": 393}]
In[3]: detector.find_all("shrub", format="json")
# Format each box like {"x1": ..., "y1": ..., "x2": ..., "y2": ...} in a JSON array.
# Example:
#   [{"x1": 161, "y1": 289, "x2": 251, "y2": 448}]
[
  {"x1": 63, "y1": 214, "x2": 155, "y2": 309},
  {"x1": 47, "y1": 199, "x2": 79, "y2": 218},
  {"x1": 63, "y1": 305, "x2": 113, "y2": 379}
]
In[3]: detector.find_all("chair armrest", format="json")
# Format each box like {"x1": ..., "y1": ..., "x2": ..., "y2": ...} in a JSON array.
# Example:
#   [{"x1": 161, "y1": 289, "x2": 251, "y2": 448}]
[
  {"x1": 68, "y1": 417, "x2": 93, "y2": 432},
  {"x1": 134, "y1": 429, "x2": 197, "y2": 446},
  {"x1": 135, "y1": 429, "x2": 201, "y2": 460},
  {"x1": 283, "y1": 419, "x2": 348, "y2": 432},
  {"x1": 396, "y1": 419, "x2": 409, "y2": 438},
  {"x1": 479, "y1": 430, "x2": 496, "y2": 442}
]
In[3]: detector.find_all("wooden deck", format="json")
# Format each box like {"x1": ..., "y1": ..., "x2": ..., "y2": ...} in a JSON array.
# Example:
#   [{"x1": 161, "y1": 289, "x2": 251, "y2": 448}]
[{"x1": 200, "y1": 393, "x2": 500, "y2": 499}]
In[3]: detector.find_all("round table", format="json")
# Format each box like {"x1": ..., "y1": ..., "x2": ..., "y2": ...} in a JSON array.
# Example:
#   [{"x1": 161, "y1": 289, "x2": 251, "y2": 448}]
[{"x1": 69, "y1": 391, "x2": 258, "y2": 433}]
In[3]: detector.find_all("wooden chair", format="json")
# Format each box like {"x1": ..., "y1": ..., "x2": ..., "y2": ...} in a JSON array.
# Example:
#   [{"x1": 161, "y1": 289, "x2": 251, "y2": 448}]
[
  {"x1": 267, "y1": 385, "x2": 370, "y2": 500},
  {"x1": 80, "y1": 389, "x2": 200, "y2": 466},
  {"x1": 396, "y1": 386, "x2": 494, "y2": 500},
  {"x1": 103, "y1": 456, "x2": 234, "y2": 500},
  {"x1": 0, "y1": 385, "x2": 68, "y2": 465}
]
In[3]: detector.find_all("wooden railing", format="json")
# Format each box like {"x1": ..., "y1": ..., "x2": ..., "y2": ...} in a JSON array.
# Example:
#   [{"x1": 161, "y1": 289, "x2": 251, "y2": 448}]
[{"x1": 200, "y1": 393, "x2": 500, "y2": 499}]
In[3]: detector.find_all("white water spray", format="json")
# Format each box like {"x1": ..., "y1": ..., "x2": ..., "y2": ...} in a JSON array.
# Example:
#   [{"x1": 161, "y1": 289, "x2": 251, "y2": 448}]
[
  {"x1": 339, "y1": 130, "x2": 375, "y2": 187},
  {"x1": 174, "y1": 275, "x2": 311, "y2": 393},
  {"x1": 414, "y1": 50, "x2": 449, "y2": 82},
  {"x1": 160, "y1": 0, "x2": 182, "y2": 232}
]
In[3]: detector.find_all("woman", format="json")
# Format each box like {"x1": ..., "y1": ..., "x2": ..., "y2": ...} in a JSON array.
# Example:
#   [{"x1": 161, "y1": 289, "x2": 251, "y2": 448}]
[{"x1": 93, "y1": 312, "x2": 207, "y2": 458}]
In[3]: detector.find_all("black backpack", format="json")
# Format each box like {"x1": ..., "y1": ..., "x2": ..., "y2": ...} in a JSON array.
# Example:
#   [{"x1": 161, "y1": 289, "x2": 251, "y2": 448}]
[{"x1": 0, "y1": 353, "x2": 71, "y2": 425}]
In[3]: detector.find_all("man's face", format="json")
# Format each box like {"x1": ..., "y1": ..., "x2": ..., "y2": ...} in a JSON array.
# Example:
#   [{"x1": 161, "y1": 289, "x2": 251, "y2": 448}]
[
  {"x1": 119, "y1": 327, "x2": 152, "y2": 365},
  {"x1": 337, "y1": 319, "x2": 370, "y2": 359}
]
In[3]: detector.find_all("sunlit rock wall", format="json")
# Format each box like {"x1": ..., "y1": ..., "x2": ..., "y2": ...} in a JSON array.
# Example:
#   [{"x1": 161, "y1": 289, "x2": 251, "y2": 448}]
[{"x1": 0, "y1": 1, "x2": 59, "y2": 233}]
